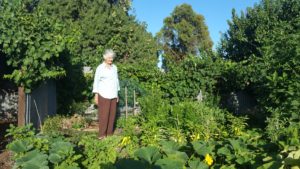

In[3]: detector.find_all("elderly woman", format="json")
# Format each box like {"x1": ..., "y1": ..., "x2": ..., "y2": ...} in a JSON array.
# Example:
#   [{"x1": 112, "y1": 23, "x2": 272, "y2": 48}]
[{"x1": 93, "y1": 49, "x2": 120, "y2": 139}]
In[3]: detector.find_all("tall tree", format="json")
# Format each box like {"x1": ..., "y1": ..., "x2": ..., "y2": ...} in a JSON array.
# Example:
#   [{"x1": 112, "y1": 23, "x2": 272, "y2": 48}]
[
  {"x1": 157, "y1": 3, "x2": 213, "y2": 61},
  {"x1": 0, "y1": 0, "x2": 76, "y2": 91},
  {"x1": 38, "y1": 0, "x2": 159, "y2": 113},
  {"x1": 39, "y1": 0, "x2": 158, "y2": 67},
  {"x1": 218, "y1": 0, "x2": 300, "y2": 119},
  {"x1": 219, "y1": 0, "x2": 300, "y2": 62}
]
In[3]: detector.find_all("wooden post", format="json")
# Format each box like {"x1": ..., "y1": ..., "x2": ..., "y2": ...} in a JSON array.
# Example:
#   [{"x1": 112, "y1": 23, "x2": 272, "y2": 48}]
[
  {"x1": 133, "y1": 90, "x2": 136, "y2": 116},
  {"x1": 18, "y1": 87, "x2": 26, "y2": 126},
  {"x1": 125, "y1": 86, "x2": 128, "y2": 119}
]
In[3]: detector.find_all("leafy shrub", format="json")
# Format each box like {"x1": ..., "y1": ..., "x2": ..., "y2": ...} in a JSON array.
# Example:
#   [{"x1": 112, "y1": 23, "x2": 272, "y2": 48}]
[
  {"x1": 6, "y1": 124, "x2": 81, "y2": 169},
  {"x1": 69, "y1": 101, "x2": 91, "y2": 115},
  {"x1": 170, "y1": 101, "x2": 226, "y2": 141},
  {"x1": 78, "y1": 135, "x2": 122, "y2": 169},
  {"x1": 116, "y1": 116, "x2": 139, "y2": 137},
  {"x1": 138, "y1": 88, "x2": 171, "y2": 124},
  {"x1": 42, "y1": 116, "x2": 64, "y2": 136},
  {"x1": 42, "y1": 114, "x2": 88, "y2": 135},
  {"x1": 266, "y1": 109, "x2": 300, "y2": 146},
  {"x1": 6, "y1": 124, "x2": 35, "y2": 140},
  {"x1": 67, "y1": 114, "x2": 88, "y2": 129},
  {"x1": 160, "y1": 56, "x2": 223, "y2": 104}
]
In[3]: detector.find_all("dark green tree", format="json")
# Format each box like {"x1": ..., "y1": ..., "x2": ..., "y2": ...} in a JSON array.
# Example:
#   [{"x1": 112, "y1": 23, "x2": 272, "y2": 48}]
[
  {"x1": 39, "y1": 0, "x2": 158, "y2": 68},
  {"x1": 37, "y1": 0, "x2": 159, "y2": 113},
  {"x1": 218, "y1": 0, "x2": 300, "y2": 125},
  {"x1": 219, "y1": 0, "x2": 299, "y2": 62},
  {"x1": 157, "y1": 3, "x2": 213, "y2": 61},
  {"x1": 0, "y1": 0, "x2": 77, "y2": 92}
]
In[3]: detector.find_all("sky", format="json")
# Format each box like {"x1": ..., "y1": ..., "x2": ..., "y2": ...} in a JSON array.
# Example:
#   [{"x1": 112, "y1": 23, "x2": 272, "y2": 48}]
[{"x1": 130, "y1": 0, "x2": 260, "y2": 49}]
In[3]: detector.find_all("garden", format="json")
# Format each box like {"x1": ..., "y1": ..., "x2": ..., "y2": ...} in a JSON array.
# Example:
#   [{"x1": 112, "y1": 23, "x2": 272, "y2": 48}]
[{"x1": 0, "y1": 0, "x2": 299, "y2": 169}]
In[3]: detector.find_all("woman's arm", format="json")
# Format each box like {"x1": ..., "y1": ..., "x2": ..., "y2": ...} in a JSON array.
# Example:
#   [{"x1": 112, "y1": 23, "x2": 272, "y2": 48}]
[
  {"x1": 94, "y1": 94, "x2": 99, "y2": 104},
  {"x1": 93, "y1": 66, "x2": 101, "y2": 104},
  {"x1": 116, "y1": 66, "x2": 120, "y2": 102}
]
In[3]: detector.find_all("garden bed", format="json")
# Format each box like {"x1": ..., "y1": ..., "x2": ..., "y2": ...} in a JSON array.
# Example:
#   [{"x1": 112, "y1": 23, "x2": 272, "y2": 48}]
[
  {"x1": 0, "y1": 150, "x2": 12, "y2": 169},
  {"x1": 5, "y1": 99, "x2": 300, "y2": 169},
  {"x1": 0, "y1": 120, "x2": 16, "y2": 169},
  {"x1": 0, "y1": 121, "x2": 16, "y2": 151}
]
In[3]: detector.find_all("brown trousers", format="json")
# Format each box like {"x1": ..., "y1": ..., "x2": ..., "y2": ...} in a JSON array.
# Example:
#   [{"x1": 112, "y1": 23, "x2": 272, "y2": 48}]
[{"x1": 98, "y1": 94, "x2": 117, "y2": 137}]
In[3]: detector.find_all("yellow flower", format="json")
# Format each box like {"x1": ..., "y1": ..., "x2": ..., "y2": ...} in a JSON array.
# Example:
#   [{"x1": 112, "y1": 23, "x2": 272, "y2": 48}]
[
  {"x1": 204, "y1": 134, "x2": 210, "y2": 141},
  {"x1": 190, "y1": 133, "x2": 200, "y2": 141},
  {"x1": 120, "y1": 136, "x2": 131, "y2": 146},
  {"x1": 204, "y1": 154, "x2": 213, "y2": 166},
  {"x1": 234, "y1": 127, "x2": 242, "y2": 135},
  {"x1": 178, "y1": 136, "x2": 184, "y2": 143}
]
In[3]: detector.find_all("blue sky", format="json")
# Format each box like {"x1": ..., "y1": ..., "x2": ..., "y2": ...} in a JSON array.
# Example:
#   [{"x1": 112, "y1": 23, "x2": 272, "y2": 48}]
[{"x1": 130, "y1": 0, "x2": 260, "y2": 49}]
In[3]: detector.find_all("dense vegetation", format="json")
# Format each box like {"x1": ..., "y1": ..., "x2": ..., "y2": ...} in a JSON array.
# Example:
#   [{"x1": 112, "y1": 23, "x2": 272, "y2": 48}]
[{"x1": 1, "y1": 0, "x2": 299, "y2": 168}]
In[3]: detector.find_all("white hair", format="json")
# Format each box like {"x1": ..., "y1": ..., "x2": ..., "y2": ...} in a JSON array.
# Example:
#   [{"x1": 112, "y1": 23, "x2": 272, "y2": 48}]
[{"x1": 103, "y1": 49, "x2": 116, "y2": 59}]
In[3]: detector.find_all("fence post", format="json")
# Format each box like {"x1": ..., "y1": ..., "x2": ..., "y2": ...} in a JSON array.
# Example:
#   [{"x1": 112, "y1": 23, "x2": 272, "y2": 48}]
[
  {"x1": 18, "y1": 87, "x2": 25, "y2": 126},
  {"x1": 133, "y1": 89, "x2": 136, "y2": 116},
  {"x1": 125, "y1": 86, "x2": 128, "y2": 119}
]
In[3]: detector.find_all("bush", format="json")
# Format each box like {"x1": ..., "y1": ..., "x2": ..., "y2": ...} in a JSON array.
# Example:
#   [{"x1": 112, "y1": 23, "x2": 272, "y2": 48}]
[
  {"x1": 42, "y1": 114, "x2": 88, "y2": 137},
  {"x1": 42, "y1": 116, "x2": 64, "y2": 136}
]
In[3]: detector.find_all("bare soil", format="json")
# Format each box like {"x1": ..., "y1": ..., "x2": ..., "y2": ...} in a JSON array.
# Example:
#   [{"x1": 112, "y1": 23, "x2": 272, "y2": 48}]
[
  {"x1": 0, "y1": 150, "x2": 12, "y2": 169},
  {"x1": 0, "y1": 121, "x2": 16, "y2": 169}
]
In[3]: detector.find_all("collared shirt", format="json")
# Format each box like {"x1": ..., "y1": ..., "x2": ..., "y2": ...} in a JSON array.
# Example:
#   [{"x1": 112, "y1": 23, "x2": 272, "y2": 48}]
[{"x1": 92, "y1": 63, "x2": 120, "y2": 99}]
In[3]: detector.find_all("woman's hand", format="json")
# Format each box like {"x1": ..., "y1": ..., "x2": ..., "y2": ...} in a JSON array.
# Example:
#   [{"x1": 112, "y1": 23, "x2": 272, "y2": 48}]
[{"x1": 94, "y1": 94, "x2": 99, "y2": 105}]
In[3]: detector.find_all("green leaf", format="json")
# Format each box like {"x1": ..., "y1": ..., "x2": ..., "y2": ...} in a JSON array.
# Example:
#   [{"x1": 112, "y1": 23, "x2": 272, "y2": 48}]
[
  {"x1": 48, "y1": 153, "x2": 62, "y2": 164},
  {"x1": 134, "y1": 146, "x2": 162, "y2": 164},
  {"x1": 236, "y1": 156, "x2": 246, "y2": 165},
  {"x1": 165, "y1": 151, "x2": 188, "y2": 163},
  {"x1": 192, "y1": 141, "x2": 213, "y2": 156},
  {"x1": 160, "y1": 140, "x2": 181, "y2": 152},
  {"x1": 155, "y1": 158, "x2": 185, "y2": 169},
  {"x1": 8, "y1": 140, "x2": 32, "y2": 153},
  {"x1": 188, "y1": 159, "x2": 209, "y2": 169},
  {"x1": 284, "y1": 149, "x2": 300, "y2": 166},
  {"x1": 15, "y1": 150, "x2": 49, "y2": 169},
  {"x1": 115, "y1": 158, "x2": 147, "y2": 169},
  {"x1": 257, "y1": 161, "x2": 283, "y2": 169},
  {"x1": 217, "y1": 146, "x2": 234, "y2": 161}
]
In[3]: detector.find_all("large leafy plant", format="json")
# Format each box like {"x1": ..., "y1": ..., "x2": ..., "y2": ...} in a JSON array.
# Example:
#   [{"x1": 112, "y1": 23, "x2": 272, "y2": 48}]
[
  {"x1": 6, "y1": 124, "x2": 81, "y2": 169},
  {"x1": 0, "y1": 0, "x2": 78, "y2": 91},
  {"x1": 160, "y1": 55, "x2": 223, "y2": 103}
]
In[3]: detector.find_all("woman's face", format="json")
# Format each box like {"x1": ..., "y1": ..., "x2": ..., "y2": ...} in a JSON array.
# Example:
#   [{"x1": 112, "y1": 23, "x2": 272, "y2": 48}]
[{"x1": 104, "y1": 56, "x2": 114, "y2": 65}]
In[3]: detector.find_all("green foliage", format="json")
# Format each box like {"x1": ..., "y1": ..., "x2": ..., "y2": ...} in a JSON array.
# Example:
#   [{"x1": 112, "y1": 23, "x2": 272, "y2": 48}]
[
  {"x1": 6, "y1": 124, "x2": 81, "y2": 169},
  {"x1": 14, "y1": 149, "x2": 49, "y2": 169},
  {"x1": 218, "y1": 0, "x2": 300, "y2": 150},
  {"x1": 137, "y1": 88, "x2": 250, "y2": 147},
  {"x1": 219, "y1": 0, "x2": 299, "y2": 61},
  {"x1": 157, "y1": 3, "x2": 213, "y2": 61},
  {"x1": 116, "y1": 116, "x2": 139, "y2": 138},
  {"x1": 39, "y1": 0, "x2": 157, "y2": 67},
  {"x1": 160, "y1": 55, "x2": 223, "y2": 103},
  {"x1": 42, "y1": 116, "x2": 64, "y2": 136},
  {"x1": 138, "y1": 89, "x2": 171, "y2": 123},
  {"x1": 118, "y1": 62, "x2": 162, "y2": 98},
  {"x1": 134, "y1": 146, "x2": 162, "y2": 165},
  {"x1": 3, "y1": 0, "x2": 300, "y2": 169},
  {"x1": 48, "y1": 140, "x2": 81, "y2": 168},
  {"x1": 35, "y1": 0, "x2": 159, "y2": 113},
  {"x1": 6, "y1": 106, "x2": 300, "y2": 169},
  {"x1": 266, "y1": 110, "x2": 300, "y2": 147},
  {"x1": 5, "y1": 123, "x2": 35, "y2": 140},
  {"x1": 0, "y1": 0, "x2": 78, "y2": 91},
  {"x1": 42, "y1": 114, "x2": 88, "y2": 137},
  {"x1": 170, "y1": 101, "x2": 227, "y2": 141},
  {"x1": 1, "y1": 0, "x2": 159, "y2": 113},
  {"x1": 78, "y1": 135, "x2": 122, "y2": 169}
]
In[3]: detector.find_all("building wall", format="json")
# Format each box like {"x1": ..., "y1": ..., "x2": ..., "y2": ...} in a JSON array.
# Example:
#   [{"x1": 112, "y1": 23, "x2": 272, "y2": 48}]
[{"x1": 25, "y1": 80, "x2": 56, "y2": 129}]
